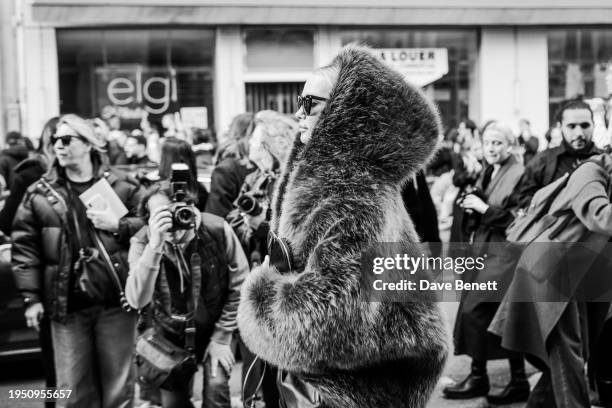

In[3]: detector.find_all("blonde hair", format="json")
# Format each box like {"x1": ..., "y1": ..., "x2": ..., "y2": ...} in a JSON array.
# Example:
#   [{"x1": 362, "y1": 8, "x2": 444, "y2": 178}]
[
  {"x1": 482, "y1": 121, "x2": 516, "y2": 146},
  {"x1": 58, "y1": 114, "x2": 106, "y2": 152},
  {"x1": 312, "y1": 64, "x2": 339, "y2": 90},
  {"x1": 253, "y1": 110, "x2": 298, "y2": 168}
]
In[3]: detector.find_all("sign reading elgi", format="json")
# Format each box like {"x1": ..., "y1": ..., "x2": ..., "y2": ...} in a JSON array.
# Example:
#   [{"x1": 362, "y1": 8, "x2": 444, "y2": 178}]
[
  {"x1": 95, "y1": 65, "x2": 178, "y2": 120},
  {"x1": 374, "y1": 48, "x2": 449, "y2": 87}
]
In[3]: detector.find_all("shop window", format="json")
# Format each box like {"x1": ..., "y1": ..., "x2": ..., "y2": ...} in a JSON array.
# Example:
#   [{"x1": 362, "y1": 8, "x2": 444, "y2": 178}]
[
  {"x1": 244, "y1": 28, "x2": 314, "y2": 72},
  {"x1": 57, "y1": 28, "x2": 215, "y2": 131},
  {"x1": 340, "y1": 29, "x2": 478, "y2": 132},
  {"x1": 245, "y1": 82, "x2": 303, "y2": 114},
  {"x1": 548, "y1": 29, "x2": 612, "y2": 124}
]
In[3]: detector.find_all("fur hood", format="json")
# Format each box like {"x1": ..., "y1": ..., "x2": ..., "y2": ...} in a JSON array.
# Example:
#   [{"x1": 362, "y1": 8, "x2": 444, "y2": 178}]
[{"x1": 238, "y1": 45, "x2": 448, "y2": 408}]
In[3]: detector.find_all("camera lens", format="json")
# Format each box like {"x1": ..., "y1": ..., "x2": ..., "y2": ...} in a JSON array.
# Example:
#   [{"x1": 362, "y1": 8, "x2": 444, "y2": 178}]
[
  {"x1": 237, "y1": 194, "x2": 262, "y2": 216},
  {"x1": 175, "y1": 207, "x2": 195, "y2": 225}
]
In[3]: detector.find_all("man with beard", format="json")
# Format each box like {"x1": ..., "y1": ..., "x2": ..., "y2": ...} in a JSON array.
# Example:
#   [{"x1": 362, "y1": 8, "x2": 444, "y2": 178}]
[{"x1": 510, "y1": 100, "x2": 599, "y2": 211}]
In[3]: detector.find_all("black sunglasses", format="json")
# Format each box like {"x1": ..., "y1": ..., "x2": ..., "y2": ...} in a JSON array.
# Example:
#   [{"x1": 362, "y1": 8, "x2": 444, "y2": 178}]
[
  {"x1": 297, "y1": 95, "x2": 328, "y2": 116},
  {"x1": 51, "y1": 134, "x2": 86, "y2": 147},
  {"x1": 566, "y1": 122, "x2": 592, "y2": 130},
  {"x1": 267, "y1": 231, "x2": 294, "y2": 273}
]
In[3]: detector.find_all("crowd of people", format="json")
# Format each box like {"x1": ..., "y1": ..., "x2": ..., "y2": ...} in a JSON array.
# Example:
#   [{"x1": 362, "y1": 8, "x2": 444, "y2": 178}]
[
  {"x1": 0, "y1": 43, "x2": 611, "y2": 408},
  {"x1": 428, "y1": 100, "x2": 612, "y2": 408}
]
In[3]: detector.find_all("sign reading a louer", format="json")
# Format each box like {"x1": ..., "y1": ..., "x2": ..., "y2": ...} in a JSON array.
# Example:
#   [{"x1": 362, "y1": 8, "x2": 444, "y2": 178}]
[{"x1": 374, "y1": 48, "x2": 449, "y2": 87}]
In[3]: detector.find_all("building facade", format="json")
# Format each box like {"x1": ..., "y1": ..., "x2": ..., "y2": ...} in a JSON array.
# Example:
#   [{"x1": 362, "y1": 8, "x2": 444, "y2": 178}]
[{"x1": 2, "y1": 0, "x2": 612, "y2": 143}]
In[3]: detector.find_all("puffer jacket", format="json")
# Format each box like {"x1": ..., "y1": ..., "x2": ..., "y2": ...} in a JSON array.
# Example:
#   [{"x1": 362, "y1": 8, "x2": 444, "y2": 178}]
[{"x1": 11, "y1": 167, "x2": 144, "y2": 323}]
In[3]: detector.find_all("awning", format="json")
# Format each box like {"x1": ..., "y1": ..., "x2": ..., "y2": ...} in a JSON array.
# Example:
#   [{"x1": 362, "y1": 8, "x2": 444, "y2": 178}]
[{"x1": 30, "y1": 2, "x2": 612, "y2": 26}]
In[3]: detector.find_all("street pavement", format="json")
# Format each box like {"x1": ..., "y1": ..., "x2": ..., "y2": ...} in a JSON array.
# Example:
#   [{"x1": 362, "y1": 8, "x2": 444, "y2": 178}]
[{"x1": 0, "y1": 301, "x2": 550, "y2": 408}]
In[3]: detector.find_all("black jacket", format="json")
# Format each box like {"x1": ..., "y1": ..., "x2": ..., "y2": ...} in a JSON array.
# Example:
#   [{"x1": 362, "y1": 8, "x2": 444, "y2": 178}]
[
  {"x1": 508, "y1": 142, "x2": 600, "y2": 211},
  {"x1": 205, "y1": 158, "x2": 252, "y2": 218},
  {"x1": 11, "y1": 168, "x2": 144, "y2": 322},
  {"x1": 0, "y1": 145, "x2": 29, "y2": 190},
  {"x1": 0, "y1": 156, "x2": 46, "y2": 235},
  {"x1": 401, "y1": 171, "x2": 441, "y2": 255}
]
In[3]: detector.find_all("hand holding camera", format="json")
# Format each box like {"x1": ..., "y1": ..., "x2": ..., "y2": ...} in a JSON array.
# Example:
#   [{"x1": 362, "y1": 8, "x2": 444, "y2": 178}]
[
  {"x1": 149, "y1": 205, "x2": 173, "y2": 250},
  {"x1": 460, "y1": 193, "x2": 489, "y2": 215}
]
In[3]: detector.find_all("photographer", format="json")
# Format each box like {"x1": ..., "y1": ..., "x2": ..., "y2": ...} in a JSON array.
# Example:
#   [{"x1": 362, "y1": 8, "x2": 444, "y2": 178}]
[
  {"x1": 228, "y1": 111, "x2": 296, "y2": 264},
  {"x1": 126, "y1": 174, "x2": 248, "y2": 408},
  {"x1": 443, "y1": 122, "x2": 528, "y2": 404},
  {"x1": 226, "y1": 111, "x2": 296, "y2": 408}
]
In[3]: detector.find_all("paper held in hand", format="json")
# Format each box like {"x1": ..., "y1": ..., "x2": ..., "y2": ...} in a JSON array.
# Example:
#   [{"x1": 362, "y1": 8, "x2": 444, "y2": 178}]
[{"x1": 79, "y1": 178, "x2": 128, "y2": 220}]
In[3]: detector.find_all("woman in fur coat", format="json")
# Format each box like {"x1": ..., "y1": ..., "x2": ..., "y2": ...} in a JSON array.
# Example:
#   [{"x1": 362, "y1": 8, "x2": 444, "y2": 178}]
[{"x1": 237, "y1": 44, "x2": 448, "y2": 408}]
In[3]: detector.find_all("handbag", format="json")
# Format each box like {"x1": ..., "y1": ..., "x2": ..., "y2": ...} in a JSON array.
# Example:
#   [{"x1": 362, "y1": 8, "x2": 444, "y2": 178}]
[
  {"x1": 67, "y1": 199, "x2": 132, "y2": 311},
  {"x1": 135, "y1": 327, "x2": 197, "y2": 390},
  {"x1": 135, "y1": 241, "x2": 201, "y2": 390}
]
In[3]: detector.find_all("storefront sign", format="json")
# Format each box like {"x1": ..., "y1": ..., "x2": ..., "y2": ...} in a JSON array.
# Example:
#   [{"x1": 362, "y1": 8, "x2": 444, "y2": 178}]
[
  {"x1": 180, "y1": 107, "x2": 208, "y2": 130},
  {"x1": 374, "y1": 48, "x2": 449, "y2": 87},
  {"x1": 95, "y1": 65, "x2": 178, "y2": 119}
]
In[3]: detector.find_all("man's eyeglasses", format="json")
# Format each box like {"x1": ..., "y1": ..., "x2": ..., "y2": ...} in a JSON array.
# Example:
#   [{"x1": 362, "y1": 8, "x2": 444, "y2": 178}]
[
  {"x1": 297, "y1": 95, "x2": 328, "y2": 116},
  {"x1": 51, "y1": 134, "x2": 86, "y2": 147},
  {"x1": 565, "y1": 122, "x2": 592, "y2": 130}
]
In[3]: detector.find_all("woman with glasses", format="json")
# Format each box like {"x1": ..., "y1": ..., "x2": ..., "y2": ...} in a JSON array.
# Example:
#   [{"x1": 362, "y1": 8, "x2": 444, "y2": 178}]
[
  {"x1": 11, "y1": 113, "x2": 144, "y2": 407},
  {"x1": 237, "y1": 44, "x2": 448, "y2": 408}
]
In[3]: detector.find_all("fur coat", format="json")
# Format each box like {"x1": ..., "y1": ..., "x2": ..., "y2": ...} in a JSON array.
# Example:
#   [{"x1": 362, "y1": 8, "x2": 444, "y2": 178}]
[{"x1": 238, "y1": 45, "x2": 448, "y2": 408}]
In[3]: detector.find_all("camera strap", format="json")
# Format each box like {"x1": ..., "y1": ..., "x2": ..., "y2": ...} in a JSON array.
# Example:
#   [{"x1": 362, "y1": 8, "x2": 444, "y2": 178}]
[
  {"x1": 167, "y1": 230, "x2": 201, "y2": 353},
  {"x1": 63, "y1": 180, "x2": 133, "y2": 312}
]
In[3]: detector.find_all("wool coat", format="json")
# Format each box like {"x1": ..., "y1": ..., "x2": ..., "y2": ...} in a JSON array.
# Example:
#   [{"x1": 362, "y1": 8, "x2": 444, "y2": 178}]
[
  {"x1": 238, "y1": 45, "x2": 448, "y2": 408},
  {"x1": 453, "y1": 154, "x2": 524, "y2": 360},
  {"x1": 489, "y1": 153, "x2": 612, "y2": 367}
]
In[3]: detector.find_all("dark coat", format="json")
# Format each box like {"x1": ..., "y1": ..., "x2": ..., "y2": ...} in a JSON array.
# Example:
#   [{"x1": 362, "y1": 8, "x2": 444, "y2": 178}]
[
  {"x1": 401, "y1": 171, "x2": 441, "y2": 256},
  {"x1": 519, "y1": 135, "x2": 539, "y2": 165},
  {"x1": 129, "y1": 214, "x2": 231, "y2": 358},
  {"x1": 11, "y1": 166, "x2": 144, "y2": 323},
  {"x1": 453, "y1": 155, "x2": 524, "y2": 360},
  {"x1": 0, "y1": 145, "x2": 29, "y2": 190},
  {"x1": 205, "y1": 157, "x2": 253, "y2": 218},
  {"x1": 238, "y1": 45, "x2": 448, "y2": 408},
  {"x1": 0, "y1": 156, "x2": 46, "y2": 235},
  {"x1": 449, "y1": 151, "x2": 481, "y2": 251},
  {"x1": 490, "y1": 154, "x2": 612, "y2": 367},
  {"x1": 507, "y1": 141, "x2": 600, "y2": 211}
]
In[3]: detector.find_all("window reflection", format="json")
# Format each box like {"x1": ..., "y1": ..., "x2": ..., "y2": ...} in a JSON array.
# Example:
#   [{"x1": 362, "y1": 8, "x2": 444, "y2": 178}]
[
  {"x1": 548, "y1": 29, "x2": 612, "y2": 123},
  {"x1": 57, "y1": 29, "x2": 215, "y2": 130}
]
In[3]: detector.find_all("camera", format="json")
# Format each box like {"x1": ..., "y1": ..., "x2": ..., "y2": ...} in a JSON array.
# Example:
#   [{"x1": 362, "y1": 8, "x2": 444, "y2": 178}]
[
  {"x1": 169, "y1": 163, "x2": 196, "y2": 231},
  {"x1": 458, "y1": 185, "x2": 484, "y2": 235},
  {"x1": 236, "y1": 193, "x2": 263, "y2": 216}
]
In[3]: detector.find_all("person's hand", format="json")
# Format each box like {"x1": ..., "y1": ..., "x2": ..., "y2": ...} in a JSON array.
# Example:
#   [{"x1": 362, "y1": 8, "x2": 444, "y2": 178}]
[
  {"x1": 25, "y1": 302, "x2": 44, "y2": 332},
  {"x1": 460, "y1": 194, "x2": 489, "y2": 214},
  {"x1": 87, "y1": 209, "x2": 119, "y2": 233},
  {"x1": 205, "y1": 341, "x2": 235, "y2": 377},
  {"x1": 148, "y1": 206, "x2": 172, "y2": 250}
]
